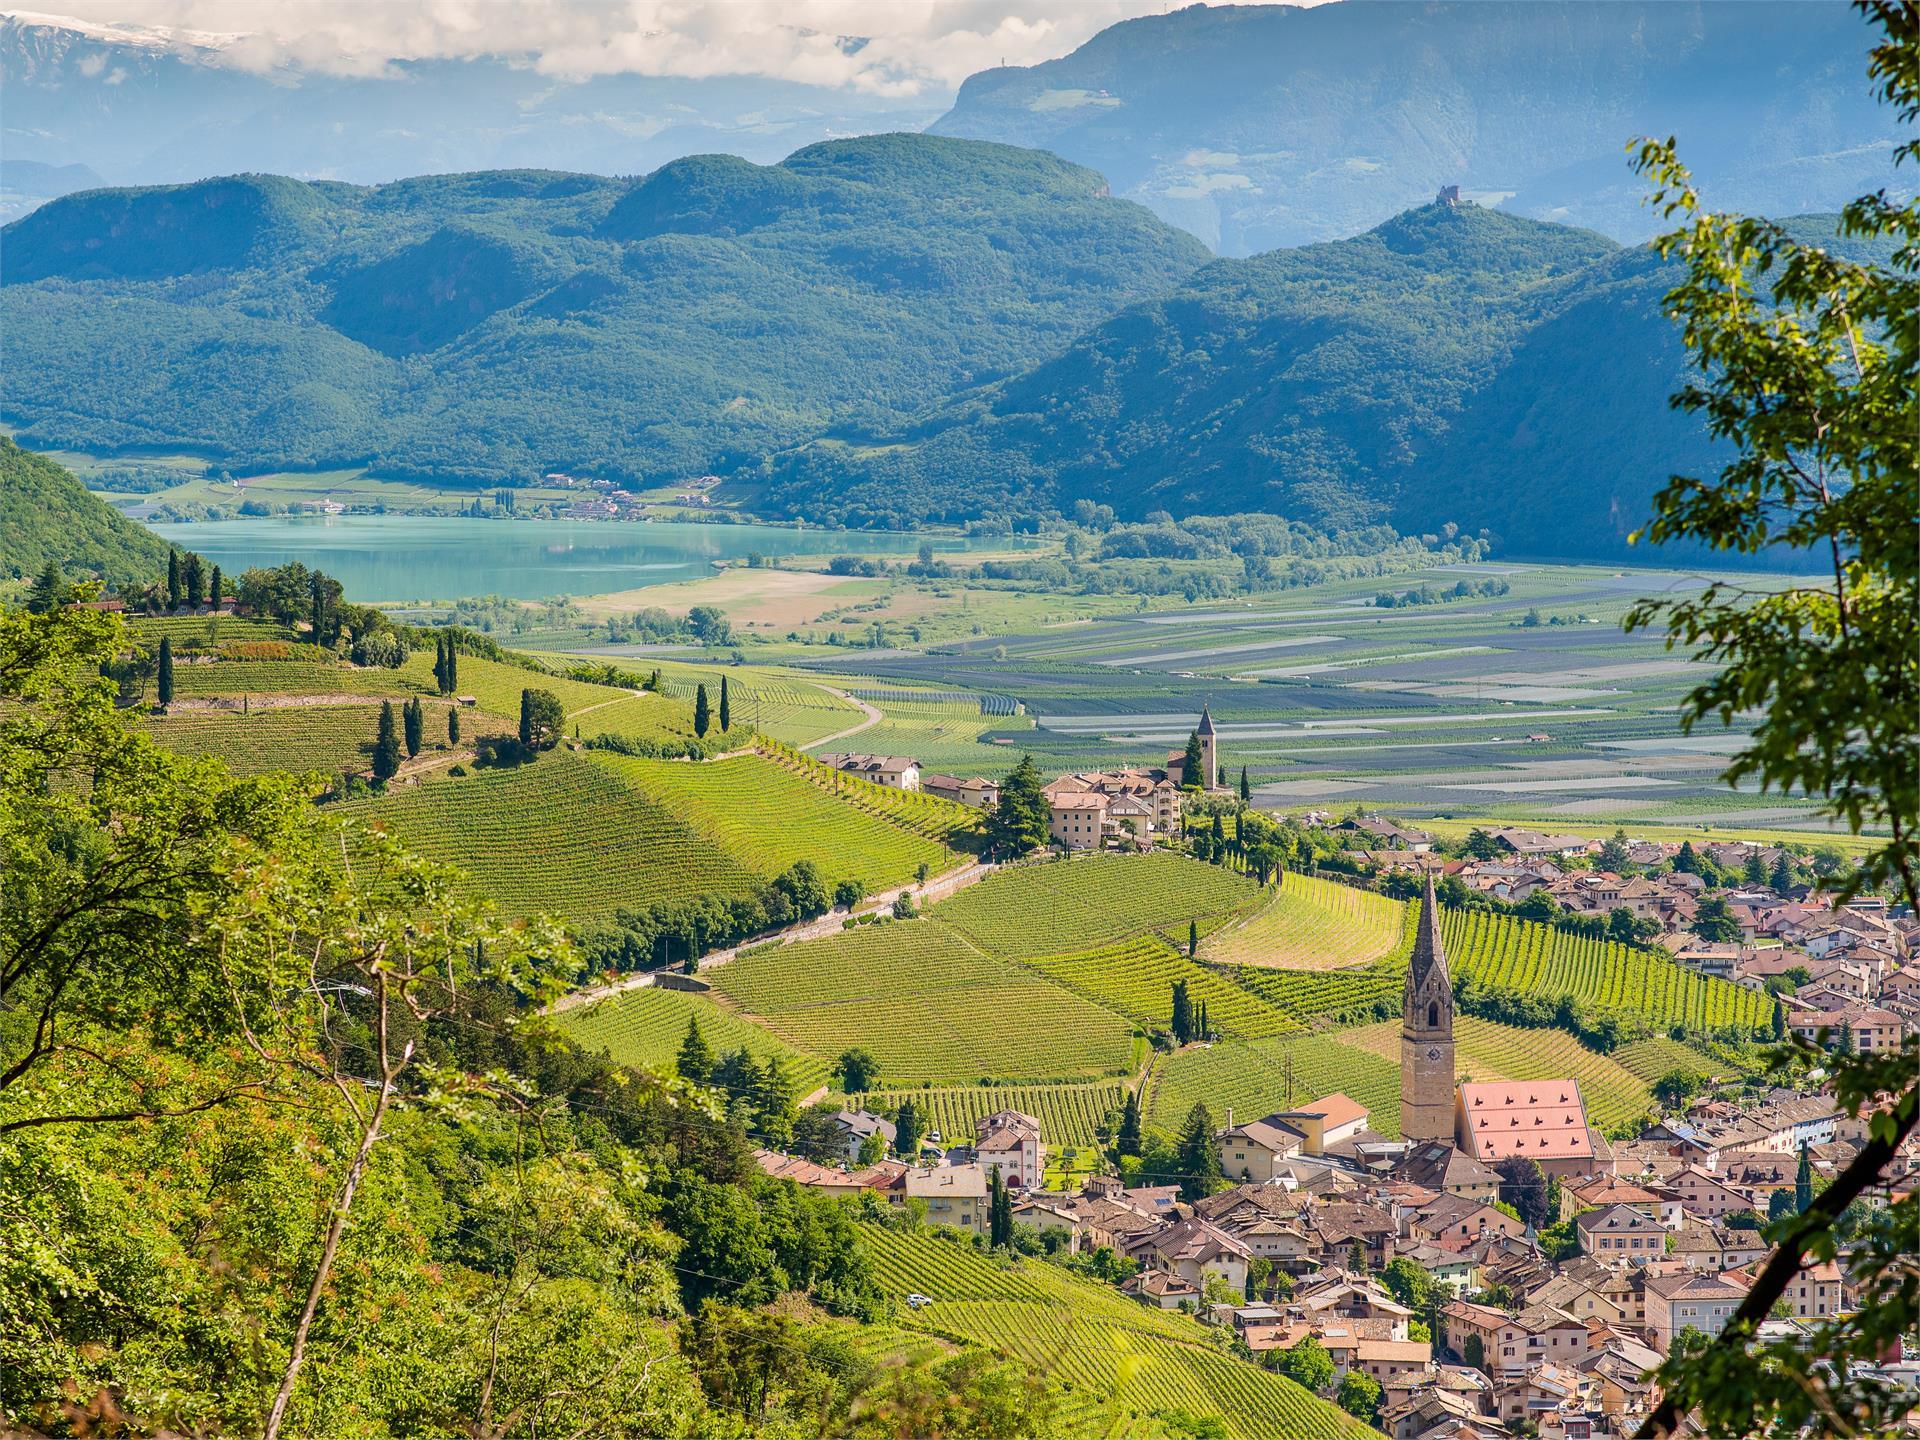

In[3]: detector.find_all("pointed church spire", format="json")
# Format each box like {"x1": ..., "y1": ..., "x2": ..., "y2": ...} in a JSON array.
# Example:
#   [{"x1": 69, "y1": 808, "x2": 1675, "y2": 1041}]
[
  {"x1": 1196, "y1": 703, "x2": 1215, "y2": 736},
  {"x1": 1407, "y1": 871, "x2": 1449, "y2": 993}
]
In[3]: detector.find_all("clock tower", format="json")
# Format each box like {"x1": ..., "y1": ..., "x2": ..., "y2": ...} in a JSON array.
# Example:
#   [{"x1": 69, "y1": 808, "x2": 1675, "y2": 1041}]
[{"x1": 1400, "y1": 873, "x2": 1456, "y2": 1144}]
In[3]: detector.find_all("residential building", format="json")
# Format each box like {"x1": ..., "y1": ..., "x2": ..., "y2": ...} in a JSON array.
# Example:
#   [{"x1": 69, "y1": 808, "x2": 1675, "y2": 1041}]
[
  {"x1": 903, "y1": 1163, "x2": 988, "y2": 1230},
  {"x1": 1574, "y1": 1205, "x2": 1666, "y2": 1265},
  {"x1": 1643, "y1": 1270, "x2": 1748, "y2": 1353},
  {"x1": 919, "y1": 773, "x2": 998, "y2": 808},
  {"x1": 820, "y1": 753, "x2": 921, "y2": 789},
  {"x1": 975, "y1": 1110, "x2": 1043, "y2": 1189}
]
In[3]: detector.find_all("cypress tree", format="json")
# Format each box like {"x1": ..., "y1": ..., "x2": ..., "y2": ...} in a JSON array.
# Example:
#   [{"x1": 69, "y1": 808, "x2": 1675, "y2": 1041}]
[
  {"x1": 183, "y1": 552, "x2": 204, "y2": 609},
  {"x1": 1117, "y1": 1090, "x2": 1142, "y2": 1157},
  {"x1": 693, "y1": 683, "x2": 711, "y2": 738},
  {"x1": 1171, "y1": 978, "x2": 1192, "y2": 1044},
  {"x1": 676, "y1": 1017, "x2": 714, "y2": 1083},
  {"x1": 1240, "y1": 765, "x2": 1251, "y2": 803},
  {"x1": 1198, "y1": 999, "x2": 1210, "y2": 1042},
  {"x1": 895, "y1": 1097, "x2": 923, "y2": 1158},
  {"x1": 719, "y1": 675, "x2": 731, "y2": 732},
  {"x1": 402, "y1": 697, "x2": 423, "y2": 757},
  {"x1": 1189, "y1": 918, "x2": 1199, "y2": 957},
  {"x1": 1770, "y1": 853, "x2": 1794, "y2": 893},
  {"x1": 447, "y1": 707, "x2": 460, "y2": 746},
  {"x1": 1794, "y1": 1143, "x2": 1814, "y2": 1214},
  {"x1": 372, "y1": 702, "x2": 402, "y2": 781},
  {"x1": 156, "y1": 636, "x2": 174, "y2": 706},
  {"x1": 1180, "y1": 730, "x2": 1205, "y2": 791},
  {"x1": 432, "y1": 636, "x2": 446, "y2": 695},
  {"x1": 988, "y1": 1169, "x2": 1009, "y2": 1247},
  {"x1": 1771, "y1": 995, "x2": 1787, "y2": 1041},
  {"x1": 446, "y1": 638, "x2": 458, "y2": 694},
  {"x1": 166, "y1": 550, "x2": 182, "y2": 610},
  {"x1": 208, "y1": 564, "x2": 222, "y2": 611}
]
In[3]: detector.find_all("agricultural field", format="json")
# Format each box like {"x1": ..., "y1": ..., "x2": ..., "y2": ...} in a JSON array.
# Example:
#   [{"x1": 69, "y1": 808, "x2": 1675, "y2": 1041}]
[
  {"x1": 864, "y1": 1227, "x2": 1367, "y2": 1440},
  {"x1": 1611, "y1": 1035, "x2": 1749, "y2": 1084},
  {"x1": 352, "y1": 750, "x2": 761, "y2": 920},
  {"x1": 837, "y1": 695, "x2": 1032, "y2": 772},
  {"x1": 125, "y1": 613, "x2": 294, "y2": 645},
  {"x1": 167, "y1": 656, "x2": 417, "y2": 699},
  {"x1": 1441, "y1": 908, "x2": 1771, "y2": 1034},
  {"x1": 856, "y1": 1082, "x2": 1130, "y2": 1154},
  {"x1": 1227, "y1": 960, "x2": 1403, "y2": 1026},
  {"x1": 150, "y1": 700, "x2": 510, "y2": 777},
  {"x1": 550, "y1": 984, "x2": 830, "y2": 1097},
  {"x1": 930, "y1": 852, "x2": 1261, "y2": 960},
  {"x1": 760, "y1": 743, "x2": 984, "y2": 849},
  {"x1": 710, "y1": 921, "x2": 1138, "y2": 1086},
  {"x1": 1204, "y1": 872, "x2": 1411, "y2": 970},
  {"x1": 592, "y1": 751, "x2": 954, "y2": 897},
  {"x1": 1336, "y1": 1016, "x2": 1656, "y2": 1133},
  {"x1": 1018, "y1": 935, "x2": 1299, "y2": 1040},
  {"x1": 1144, "y1": 1033, "x2": 1404, "y2": 1141}
]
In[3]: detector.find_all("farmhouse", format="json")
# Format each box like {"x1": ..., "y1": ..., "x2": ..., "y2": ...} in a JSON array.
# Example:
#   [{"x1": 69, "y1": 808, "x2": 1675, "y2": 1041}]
[
  {"x1": 921, "y1": 773, "x2": 999, "y2": 808},
  {"x1": 975, "y1": 1109, "x2": 1044, "y2": 1189},
  {"x1": 819, "y1": 753, "x2": 921, "y2": 789}
]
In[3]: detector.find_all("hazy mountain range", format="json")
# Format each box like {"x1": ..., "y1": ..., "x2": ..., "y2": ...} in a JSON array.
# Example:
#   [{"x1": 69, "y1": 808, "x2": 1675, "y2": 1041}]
[{"x1": 4, "y1": 3, "x2": 1898, "y2": 250}]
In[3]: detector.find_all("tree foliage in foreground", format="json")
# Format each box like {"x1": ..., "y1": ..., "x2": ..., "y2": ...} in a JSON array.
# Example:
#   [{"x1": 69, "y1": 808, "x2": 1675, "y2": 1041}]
[{"x1": 1629, "y1": 6, "x2": 1919, "y2": 1435}]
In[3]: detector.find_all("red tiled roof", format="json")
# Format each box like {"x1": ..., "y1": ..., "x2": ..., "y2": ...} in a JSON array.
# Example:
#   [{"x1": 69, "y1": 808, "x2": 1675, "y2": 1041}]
[{"x1": 1458, "y1": 1080, "x2": 1594, "y2": 1161}]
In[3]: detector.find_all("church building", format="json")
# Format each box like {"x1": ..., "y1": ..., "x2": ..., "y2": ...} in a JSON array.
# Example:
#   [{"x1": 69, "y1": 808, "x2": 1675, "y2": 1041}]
[{"x1": 1401, "y1": 874, "x2": 1457, "y2": 1144}]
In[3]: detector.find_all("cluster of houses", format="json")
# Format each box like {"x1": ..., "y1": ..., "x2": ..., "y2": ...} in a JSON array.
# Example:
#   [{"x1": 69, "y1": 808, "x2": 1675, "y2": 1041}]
[{"x1": 824, "y1": 704, "x2": 1230, "y2": 851}]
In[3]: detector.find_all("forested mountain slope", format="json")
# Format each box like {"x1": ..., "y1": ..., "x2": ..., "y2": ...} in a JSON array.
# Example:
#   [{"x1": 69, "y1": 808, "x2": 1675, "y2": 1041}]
[
  {"x1": 0, "y1": 136, "x2": 1208, "y2": 485},
  {"x1": 0, "y1": 437, "x2": 171, "y2": 588},
  {"x1": 764, "y1": 203, "x2": 1879, "y2": 562},
  {"x1": 933, "y1": 0, "x2": 1900, "y2": 253}
]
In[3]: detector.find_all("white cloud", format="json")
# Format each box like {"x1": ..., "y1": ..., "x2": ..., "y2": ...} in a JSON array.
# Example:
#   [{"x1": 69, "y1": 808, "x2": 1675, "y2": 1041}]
[{"x1": 32, "y1": 1, "x2": 1240, "y2": 94}]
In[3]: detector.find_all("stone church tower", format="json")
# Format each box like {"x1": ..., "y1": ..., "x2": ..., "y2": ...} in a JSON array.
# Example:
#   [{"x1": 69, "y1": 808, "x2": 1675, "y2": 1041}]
[
  {"x1": 1400, "y1": 874, "x2": 1456, "y2": 1143},
  {"x1": 1196, "y1": 704, "x2": 1218, "y2": 791}
]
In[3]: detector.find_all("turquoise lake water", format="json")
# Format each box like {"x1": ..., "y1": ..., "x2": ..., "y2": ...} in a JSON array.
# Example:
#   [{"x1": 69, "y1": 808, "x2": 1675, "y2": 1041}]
[{"x1": 143, "y1": 515, "x2": 1009, "y2": 604}]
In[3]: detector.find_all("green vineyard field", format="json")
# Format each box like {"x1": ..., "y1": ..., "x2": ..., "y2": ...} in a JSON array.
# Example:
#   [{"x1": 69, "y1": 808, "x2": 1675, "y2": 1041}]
[
  {"x1": 353, "y1": 750, "x2": 761, "y2": 920},
  {"x1": 1442, "y1": 908, "x2": 1770, "y2": 1033},
  {"x1": 550, "y1": 984, "x2": 829, "y2": 1096},
  {"x1": 1145, "y1": 1033, "x2": 1404, "y2": 1142},
  {"x1": 1611, "y1": 1035, "x2": 1741, "y2": 1084},
  {"x1": 1019, "y1": 935, "x2": 1299, "y2": 1040},
  {"x1": 931, "y1": 852, "x2": 1260, "y2": 959},
  {"x1": 1227, "y1": 960, "x2": 1403, "y2": 1025},
  {"x1": 863, "y1": 1228, "x2": 1367, "y2": 1440},
  {"x1": 151, "y1": 700, "x2": 513, "y2": 777},
  {"x1": 1205, "y1": 872, "x2": 1411, "y2": 970},
  {"x1": 591, "y1": 751, "x2": 951, "y2": 898},
  {"x1": 711, "y1": 922, "x2": 1137, "y2": 1086},
  {"x1": 857, "y1": 1082, "x2": 1130, "y2": 1154},
  {"x1": 761, "y1": 742, "x2": 984, "y2": 849}
]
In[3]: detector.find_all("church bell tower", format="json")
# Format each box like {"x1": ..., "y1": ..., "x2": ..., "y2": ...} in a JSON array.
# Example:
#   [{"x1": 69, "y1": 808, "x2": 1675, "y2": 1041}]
[
  {"x1": 1400, "y1": 873, "x2": 1456, "y2": 1144},
  {"x1": 1196, "y1": 704, "x2": 1218, "y2": 791}
]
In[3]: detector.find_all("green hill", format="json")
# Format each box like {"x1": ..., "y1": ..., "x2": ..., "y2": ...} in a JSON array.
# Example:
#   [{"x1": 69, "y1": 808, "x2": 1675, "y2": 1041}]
[
  {"x1": 0, "y1": 438, "x2": 170, "y2": 590},
  {"x1": 0, "y1": 139, "x2": 1208, "y2": 486}
]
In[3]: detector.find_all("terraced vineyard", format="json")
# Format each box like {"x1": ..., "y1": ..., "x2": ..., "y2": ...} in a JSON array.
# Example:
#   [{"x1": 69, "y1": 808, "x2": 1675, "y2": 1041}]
[
  {"x1": 126, "y1": 614, "x2": 294, "y2": 645},
  {"x1": 858, "y1": 1082, "x2": 1129, "y2": 1153},
  {"x1": 169, "y1": 658, "x2": 420, "y2": 699},
  {"x1": 1336, "y1": 1016, "x2": 1655, "y2": 1132},
  {"x1": 864, "y1": 1228, "x2": 1366, "y2": 1440},
  {"x1": 1612, "y1": 1035, "x2": 1736, "y2": 1084},
  {"x1": 1144, "y1": 1033, "x2": 1404, "y2": 1141},
  {"x1": 1442, "y1": 909, "x2": 1770, "y2": 1033},
  {"x1": 1020, "y1": 936, "x2": 1299, "y2": 1040},
  {"x1": 932, "y1": 852, "x2": 1260, "y2": 959},
  {"x1": 152, "y1": 700, "x2": 506, "y2": 776},
  {"x1": 761, "y1": 742, "x2": 983, "y2": 849},
  {"x1": 567, "y1": 690, "x2": 704, "y2": 744},
  {"x1": 403, "y1": 651, "x2": 639, "y2": 722},
  {"x1": 1228, "y1": 960, "x2": 1403, "y2": 1025},
  {"x1": 353, "y1": 751, "x2": 760, "y2": 920},
  {"x1": 1204, "y1": 873, "x2": 1411, "y2": 970},
  {"x1": 711, "y1": 922, "x2": 1137, "y2": 1086},
  {"x1": 592, "y1": 751, "x2": 952, "y2": 897},
  {"x1": 551, "y1": 984, "x2": 829, "y2": 1096}
]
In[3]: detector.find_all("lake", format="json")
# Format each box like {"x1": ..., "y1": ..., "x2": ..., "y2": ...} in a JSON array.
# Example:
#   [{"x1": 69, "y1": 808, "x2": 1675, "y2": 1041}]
[{"x1": 143, "y1": 515, "x2": 1014, "y2": 604}]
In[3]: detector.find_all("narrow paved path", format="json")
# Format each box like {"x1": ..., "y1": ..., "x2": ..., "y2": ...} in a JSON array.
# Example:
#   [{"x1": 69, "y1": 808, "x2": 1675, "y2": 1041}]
[
  {"x1": 799, "y1": 684, "x2": 884, "y2": 752},
  {"x1": 548, "y1": 857, "x2": 993, "y2": 1014}
]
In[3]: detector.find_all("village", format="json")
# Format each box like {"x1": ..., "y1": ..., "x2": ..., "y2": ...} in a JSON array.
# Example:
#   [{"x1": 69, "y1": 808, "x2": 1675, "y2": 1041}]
[{"x1": 765, "y1": 723, "x2": 1920, "y2": 1440}]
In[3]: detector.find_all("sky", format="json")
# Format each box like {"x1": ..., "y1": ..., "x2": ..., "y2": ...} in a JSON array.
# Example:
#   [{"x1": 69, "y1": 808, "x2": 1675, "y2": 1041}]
[{"x1": 28, "y1": 1, "x2": 1244, "y2": 95}]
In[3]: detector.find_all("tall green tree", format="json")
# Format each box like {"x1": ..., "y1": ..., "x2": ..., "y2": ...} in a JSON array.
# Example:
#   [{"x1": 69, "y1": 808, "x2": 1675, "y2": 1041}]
[
  {"x1": 401, "y1": 696, "x2": 423, "y2": 758},
  {"x1": 693, "y1": 683, "x2": 711, "y2": 738},
  {"x1": 1239, "y1": 765, "x2": 1251, "y2": 803},
  {"x1": 519, "y1": 688, "x2": 563, "y2": 750},
  {"x1": 1793, "y1": 1144, "x2": 1814, "y2": 1215},
  {"x1": 988, "y1": 754, "x2": 1049, "y2": 856},
  {"x1": 372, "y1": 701, "x2": 402, "y2": 781},
  {"x1": 26, "y1": 561, "x2": 67, "y2": 615},
  {"x1": 1188, "y1": 918, "x2": 1199, "y2": 957},
  {"x1": 677, "y1": 1016, "x2": 714, "y2": 1084},
  {"x1": 1179, "y1": 731, "x2": 1205, "y2": 791},
  {"x1": 447, "y1": 707, "x2": 460, "y2": 746},
  {"x1": 835, "y1": 1047, "x2": 878, "y2": 1093},
  {"x1": 1628, "y1": 12, "x2": 1920, "y2": 1438},
  {"x1": 895, "y1": 1096, "x2": 923, "y2": 1159},
  {"x1": 208, "y1": 564, "x2": 222, "y2": 611},
  {"x1": 1170, "y1": 978, "x2": 1192, "y2": 1044},
  {"x1": 719, "y1": 675, "x2": 731, "y2": 732},
  {"x1": 1116, "y1": 1089, "x2": 1142, "y2": 1158},
  {"x1": 183, "y1": 552, "x2": 204, "y2": 609},
  {"x1": 166, "y1": 549, "x2": 181, "y2": 610},
  {"x1": 1174, "y1": 1101, "x2": 1221, "y2": 1200},
  {"x1": 156, "y1": 634, "x2": 174, "y2": 707}
]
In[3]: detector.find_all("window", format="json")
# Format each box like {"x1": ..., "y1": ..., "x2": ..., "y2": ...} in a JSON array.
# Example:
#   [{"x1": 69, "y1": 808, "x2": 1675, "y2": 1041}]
[{"x1": 1428, "y1": 1001, "x2": 1440, "y2": 1028}]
